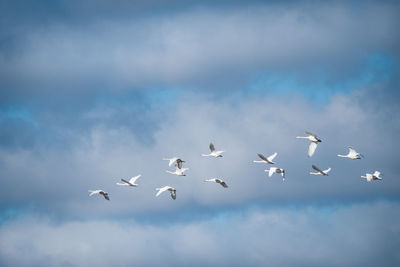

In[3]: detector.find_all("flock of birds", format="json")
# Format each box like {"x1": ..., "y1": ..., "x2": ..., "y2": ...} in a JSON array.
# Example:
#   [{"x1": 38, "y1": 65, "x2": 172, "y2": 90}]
[{"x1": 88, "y1": 131, "x2": 383, "y2": 201}]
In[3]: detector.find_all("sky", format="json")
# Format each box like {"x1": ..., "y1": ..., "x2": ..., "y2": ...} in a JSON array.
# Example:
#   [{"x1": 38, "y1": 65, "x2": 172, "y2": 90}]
[{"x1": 0, "y1": 0, "x2": 399, "y2": 266}]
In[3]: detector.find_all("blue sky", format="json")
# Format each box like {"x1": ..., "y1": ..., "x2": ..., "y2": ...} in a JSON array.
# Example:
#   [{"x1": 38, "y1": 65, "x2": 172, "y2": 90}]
[{"x1": 0, "y1": 0, "x2": 399, "y2": 266}]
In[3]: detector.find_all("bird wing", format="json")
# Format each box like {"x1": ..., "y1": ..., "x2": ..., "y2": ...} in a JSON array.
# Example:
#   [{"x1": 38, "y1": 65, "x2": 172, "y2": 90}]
[
  {"x1": 308, "y1": 142, "x2": 318, "y2": 157},
  {"x1": 373, "y1": 171, "x2": 381, "y2": 177},
  {"x1": 88, "y1": 190, "x2": 99, "y2": 196},
  {"x1": 268, "y1": 168, "x2": 275, "y2": 177},
  {"x1": 99, "y1": 191, "x2": 109, "y2": 200},
  {"x1": 175, "y1": 159, "x2": 184, "y2": 169},
  {"x1": 121, "y1": 178, "x2": 131, "y2": 185},
  {"x1": 323, "y1": 168, "x2": 331, "y2": 174},
  {"x1": 267, "y1": 152, "x2": 277, "y2": 162},
  {"x1": 170, "y1": 189, "x2": 176, "y2": 200},
  {"x1": 219, "y1": 181, "x2": 228, "y2": 188},
  {"x1": 156, "y1": 187, "x2": 168, "y2": 197},
  {"x1": 312, "y1": 165, "x2": 324, "y2": 174},
  {"x1": 306, "y1": 131, "x2": 317, "y2": 137},
  {"x1": 129, "y1": 174, "x2": 141, "y2": 184},
  {"x1": 348, "y1": 146, "x2": 357, "y2": 156},
  {"x1": 257, "y1": 153, "x2": 268, "y2": 161},
  {"x1": 209, "y1": 143, "x2": 215, "y2": 152}
]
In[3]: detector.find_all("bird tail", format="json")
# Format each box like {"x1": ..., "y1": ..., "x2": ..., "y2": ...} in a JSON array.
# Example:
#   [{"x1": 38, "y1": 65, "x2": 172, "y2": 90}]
[
  {"x1": 201, "y1": 154, "x2": 209, "y2": 157},
  {"x1": 337, "y1": 154, "x2": 346, "y2": 157}
]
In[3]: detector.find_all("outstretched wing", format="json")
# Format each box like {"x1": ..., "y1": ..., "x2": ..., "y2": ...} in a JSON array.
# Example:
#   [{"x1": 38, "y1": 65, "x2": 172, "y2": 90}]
[
  {"x1": 170, "y1": 190, "x2": 176, "y2": 200},
  {"x1": 312, "y1": 165, "x2": 324, "y2": 174},
  {"x1": 306, "y1": 131, "x2": 317, "y2": 137},
  {"x1": 257, "y1": 153, "x2": 268, "y2": 161},
  {"x1": 219, "y1": 181, "x2": 228, "y2": 188},
  {"x1": 121, "y1": 178, "x2": 131, "y2": 185},
  {"x1": 308, "y1": 142, "x2": 318, "y2": 157},
  {"x1": 267, "y1": 152, "x2": 277, "y2": 162},
  {"x1": 268, "y1": 168, "x2": 274, "y2": 177},
  {"x1": 209, "y1": 143, "x2": 215, "y2": 152},
  {"x1": 129, "y1": 174, "x2": 141, "y2": 184},
  {"x1": 100, "y1": 191, "x2": 110, "y2": 200},
  {"x1": 156, "y1": 187, "x2": 167, "y2": 197},
  {"x1": 175, "y1": 159, "x2": 184, "y2": 169},
  {"x1": 323, "y1": 168, "x2": 331, "y2": 174},
  {"x1": 373, "y1": 171, "x2": 381, "y2": 177}
]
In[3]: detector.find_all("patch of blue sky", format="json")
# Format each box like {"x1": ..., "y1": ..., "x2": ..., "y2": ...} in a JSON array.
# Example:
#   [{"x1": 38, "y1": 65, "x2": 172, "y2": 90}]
[
  {"x1": 0, "y1": 105, "x2": 39, "y2": 129},
  {"x1": 247, "y1": 53, "x2": 396, "y2": 103}
]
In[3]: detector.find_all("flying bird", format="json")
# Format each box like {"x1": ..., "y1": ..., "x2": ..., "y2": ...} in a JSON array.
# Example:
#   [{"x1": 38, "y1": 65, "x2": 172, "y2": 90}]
[
  {"x1": 264, "y1": 167, "x2": 286, "y2": 181},
  {"x1": 296, "y1": 131, "x2": 322, "y2": 157},
  {"x1": 204, "y1": 178, "x2": 228, "y2": 188},
  {"x1": 337, "y1": 146, "x2": 363, "y2": 160},
  {"x1": 253, "y1": 152, "x2": 277, "y2": 164},
  {"x1": 166, "y1": 165, "x2": 189, "y2": 176},
  {"x1": 155, "y1": 186, "x2": 176, "y2": 199},
  {"x1": 88, "y1": 190, "x2": 110, "y2": 200},
  {"x1": 163, "y1": 157, "x2": 185, "y2": 167},
  {"x1": 309, "y1": 165, "x2": 331, "y2": 176},
  {"x1": 201, "y1": 143, "x2": 224, "y2": 158},
  {"x1": 361, "y1": 171, "x2": 382, "y2": 182},
  {"x1": 116, "y1": 174, "x2": 142, "y2": 186}
]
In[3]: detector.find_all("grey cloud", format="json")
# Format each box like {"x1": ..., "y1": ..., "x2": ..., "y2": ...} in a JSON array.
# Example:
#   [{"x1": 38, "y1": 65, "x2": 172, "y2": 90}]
[
  {"x1": 0, "y1": 201, "x2": 398, "y2": 266},
  {"x1": 1, "y1": 1, "x2": 399, "y2": 101},
  {"x1": 0, "y1": 88, "x2": 398, "y2": 218}
]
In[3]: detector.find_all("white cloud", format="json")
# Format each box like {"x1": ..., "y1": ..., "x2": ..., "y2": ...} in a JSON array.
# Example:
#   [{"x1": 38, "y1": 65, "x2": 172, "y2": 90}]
[
  {"x1": 0, "y1": 201, "x2": 398, "y2": 266},
  {"x1": 0, "y1": 89, "x2": 398, "y2": 217}
]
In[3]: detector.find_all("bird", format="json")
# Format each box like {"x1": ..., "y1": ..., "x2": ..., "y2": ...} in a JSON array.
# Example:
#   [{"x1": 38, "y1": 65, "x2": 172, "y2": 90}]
[
  {"x1": 116, "y1": 174, "x2": 141, "y2": 186},
  {"x1": 337, "y1": 146, "x2": 363, "y2": 159},
  {"x1": 361, "y1": 171, "x2": 382, "y2": 182},
  {"x1": 309, "y1": 165, "x2": 331, "y2": 176},
  {"x1": 155, "y1": 186, "x2": 176, "y2": 199},
  {"x1": 296, "y1": 131, "x2": 322, "y2": 157},
  {"x1": 163, "y1": 157, "x2": 185, "y2": 167},
  {"x1": 264, "y1": 167, "x2": 286, "y2": 181},
  {"x1": 201, "y1": 143, "x2": 224, "y2": 158},
  {"x1": 204, "y1": 178, "x2": 228, "y2": 188},
  {"x1": 166, "y1": 165, "x2": 189, "y2": 176},
  {"x1": 88, "y1": 190, "x2": 110, "y2": 200},
  {"x1": 253, "y1": 152, "x2": 277, "y2": 164}
]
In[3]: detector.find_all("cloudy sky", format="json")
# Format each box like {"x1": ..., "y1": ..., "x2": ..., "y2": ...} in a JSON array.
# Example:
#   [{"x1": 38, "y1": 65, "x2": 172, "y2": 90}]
[{"x1": 0, "y1": 0, "x2": 399, "y2": 266}]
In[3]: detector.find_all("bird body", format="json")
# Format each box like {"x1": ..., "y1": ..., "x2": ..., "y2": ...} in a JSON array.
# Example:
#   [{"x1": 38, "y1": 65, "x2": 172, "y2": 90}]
[
  {"x1": 264, "y1": 167, "x2": 285, "y2": 181},
  {"x1": 166, "y1": 166, "x2": 189, "y2": 176},
  {"x1": 116, "y1": 174, "x2": 141, "y2": 186},
  {"x1": 204, "y1": 178, "x2": 228, "y2": 188},
  {"x1": 88, "y1": 190, "x2": 110, "y2": 200},
  {"x1": 163, "y1": 157, "x2": 185, "y2": 167},
  {"x1": 296, "y1": 131, "x2": 321, "y2": 157},
  {"x1": 361, "y1": 171, "x2": 382, "y2": 182},
  {"x1": 337, "y1": 146, "x2": 363, "y2": 159},
  {"x1": 201, "y1": 143, "x2": 224, "y2": 158},
  {"x1": 253, "y1": 152, "x2": 277, "y2": 164},
  {"x1": 155, "y1": 186, "x2": 176, "y2": 199},
  {"x1": 310, "y1": 165, "x2": 331, "y2": 176}
]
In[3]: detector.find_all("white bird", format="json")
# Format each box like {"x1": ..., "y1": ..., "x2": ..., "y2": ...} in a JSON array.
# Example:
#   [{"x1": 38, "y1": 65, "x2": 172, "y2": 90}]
[
  {"x1": 264, "y1": 167, "x2": 286, "y2": 181},
  {"x1": 337, "y1": 146, "x2": 363, "y2": 160},
  {"x1": 201, "y1": 143, "x2": 224, "y2": 158},
  {"x1": 204, "y1": 178, "x2": 228, "y2": 188},
  {"x1": 116, "y1": 174, "x2": 141, "y2": 186},
  {"x1": 166, "y1": 165, "x2": 189, "y2": 176},
  {"x1": 253, "y1": 152, "x2": 277, "y2": 164},
  {"x1": 309, "y1": 165, "x2": 331, "y2": 176},
  {"x1": 296, "y1": 131, "x2": 322, "y2": 157},
  {"x1": 155, "y1": 186, "x2": 176, "y2": 199},
  {"x1": 88, "y1": 190, "x2": 110, "y2": 200},
  {"x1": 361, "y1": 171, "x2": 382, "y2": 182},
  {"x1": 163, "y1": 157, "x2": 185, "y2": 167}
]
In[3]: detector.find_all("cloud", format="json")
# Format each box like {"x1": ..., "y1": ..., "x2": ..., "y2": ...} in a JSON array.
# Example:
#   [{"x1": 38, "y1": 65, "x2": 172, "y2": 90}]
[
  {"x1": 0, "y1": 201, "x2": 399, "y2": 266},
  {"x1": 0, "y1": 0, "x2": 399, "y2": 102},
  {"x1": 0, "y1": 88, "x2": 398, "y2": 218}
]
